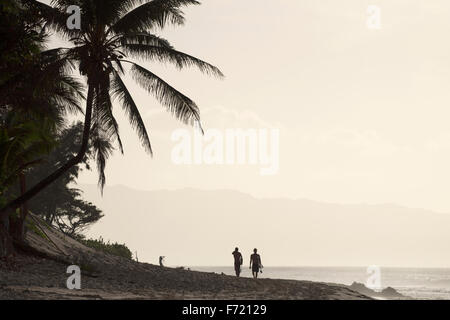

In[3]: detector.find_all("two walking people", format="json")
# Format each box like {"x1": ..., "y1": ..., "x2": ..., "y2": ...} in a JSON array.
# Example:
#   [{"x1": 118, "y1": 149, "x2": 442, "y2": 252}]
[{"x1": 232, "y1": 247, "x2": 263, "y2": 279}]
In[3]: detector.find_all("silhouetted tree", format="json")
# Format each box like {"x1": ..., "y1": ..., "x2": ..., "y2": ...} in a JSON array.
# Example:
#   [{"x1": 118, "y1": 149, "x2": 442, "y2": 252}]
[
  {"x1": 0, "y1": 0, "x2": 223, "y2": 231},
  {"x1": 25, "y1": 122, "x2": 104, "y2": 236},
  {"x1": 0, "y1": 0, "x2": 84, "y2": 254}
]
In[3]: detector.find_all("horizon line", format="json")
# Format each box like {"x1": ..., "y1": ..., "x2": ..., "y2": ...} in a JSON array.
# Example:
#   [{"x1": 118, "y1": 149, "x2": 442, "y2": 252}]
[{"x1": 78, "y1": 183, "x2": 450, "y2": 215}]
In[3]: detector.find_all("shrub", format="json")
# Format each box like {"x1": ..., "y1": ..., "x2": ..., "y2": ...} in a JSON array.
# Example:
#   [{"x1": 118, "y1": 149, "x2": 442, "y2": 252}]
[{"x1": 78, "y1": 236, "x2": 133, "y2": 260}]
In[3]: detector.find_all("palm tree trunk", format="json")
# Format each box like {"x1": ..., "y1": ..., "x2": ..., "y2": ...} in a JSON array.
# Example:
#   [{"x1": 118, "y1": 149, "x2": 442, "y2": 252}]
[
  {"x1": 9, "y1": 172, "x2": 28, "y2": 242},
  {"x1": 0, "y1": 86, "x2": 94, "y2": 255},
  {"x1": 0, "y1": 223, "x2": 13, "y2": 258}
]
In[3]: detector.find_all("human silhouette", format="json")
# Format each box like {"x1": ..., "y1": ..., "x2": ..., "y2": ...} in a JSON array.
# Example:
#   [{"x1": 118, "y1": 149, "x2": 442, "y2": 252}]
[
  {"x1": 159, "y1": 256, "x2": 165, "y2": 267},
  {"x1": 232, "y1": 247, "x2": 243, "y2": 277},
  {"x1": 249, "y1": 248, "x2": 263, "y2": 279}
]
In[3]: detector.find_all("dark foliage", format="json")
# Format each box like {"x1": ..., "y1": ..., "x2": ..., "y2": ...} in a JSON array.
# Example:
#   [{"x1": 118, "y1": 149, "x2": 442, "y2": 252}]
[{"x1": 26, "y1": 123, "x2": 104, "y2": 236}]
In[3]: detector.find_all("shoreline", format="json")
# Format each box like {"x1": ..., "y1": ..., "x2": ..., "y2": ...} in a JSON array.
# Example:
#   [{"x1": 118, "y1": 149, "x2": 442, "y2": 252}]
[
  {"x1": 0, "y1": 254, "x2": 371, "y2": 300},
  {"x1": 0, "y1": 216, "x2": 387, "y2": 300}
]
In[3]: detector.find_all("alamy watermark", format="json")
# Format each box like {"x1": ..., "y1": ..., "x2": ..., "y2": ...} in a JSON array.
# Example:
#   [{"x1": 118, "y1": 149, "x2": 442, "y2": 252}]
[
  {"x1": 66, "y1": 5, "x2": 81, "y2": 30},
  {"x1": 367, "y1": 5, "x2": 381, "y2": 30},
  {"x1": 366, "y1": 265, "x2": 382, "y2": 290},
  {"x1": 171, "y1": 127, "x2": 280, "y2": 175},
  {"x1": 66, "y1": 265, "x2": 81, "y2": 290}
]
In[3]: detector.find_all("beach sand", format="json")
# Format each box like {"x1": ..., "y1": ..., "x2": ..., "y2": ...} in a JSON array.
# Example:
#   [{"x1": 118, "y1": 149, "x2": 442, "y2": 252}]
[{"x1": 0, "y1": 215, "x2": 370, "y2": 300}]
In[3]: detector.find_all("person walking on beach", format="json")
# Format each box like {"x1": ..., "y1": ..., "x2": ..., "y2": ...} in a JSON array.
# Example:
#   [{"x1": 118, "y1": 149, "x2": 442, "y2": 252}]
[
  {"x1": 249, "y1": 248, "x2": 263, "y2": 279},
  {"x1": 232, "y1": 247, "x2": 243, "y2": 277}
]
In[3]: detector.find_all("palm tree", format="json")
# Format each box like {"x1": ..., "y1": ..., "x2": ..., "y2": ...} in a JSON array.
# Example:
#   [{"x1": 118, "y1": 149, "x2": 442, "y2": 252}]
[
  {"x1": 0, "y1": 0, "x2": 223, "y2": 221},
  {"x1": 1, "y1": 0, "x2": 85, "y2": 250}
]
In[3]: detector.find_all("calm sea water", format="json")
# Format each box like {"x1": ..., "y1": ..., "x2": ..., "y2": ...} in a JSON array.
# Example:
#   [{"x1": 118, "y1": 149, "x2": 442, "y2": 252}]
[{"x1": 190, "y1": 266, "x2": 450, "y2": 300}]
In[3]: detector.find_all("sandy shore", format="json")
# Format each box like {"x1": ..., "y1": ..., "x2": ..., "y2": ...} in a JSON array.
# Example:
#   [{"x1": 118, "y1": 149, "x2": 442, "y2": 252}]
[
  {"x1": 0, "y1": 215, "x2": 370, "y2": 300},
  {"x1": 0, "y1": 254, "x2": 371, "y2": 300}
]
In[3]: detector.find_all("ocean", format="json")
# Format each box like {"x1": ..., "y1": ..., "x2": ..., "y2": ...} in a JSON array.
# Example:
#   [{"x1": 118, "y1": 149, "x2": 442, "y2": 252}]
[{"x1": 191, "y1": 266, "x2": 450, "y2": 300}]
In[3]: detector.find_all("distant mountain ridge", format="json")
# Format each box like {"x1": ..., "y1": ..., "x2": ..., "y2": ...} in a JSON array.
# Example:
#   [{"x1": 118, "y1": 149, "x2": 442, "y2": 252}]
[{"x1": 79, "y1": 184, "x2": 450, "y2": 268}]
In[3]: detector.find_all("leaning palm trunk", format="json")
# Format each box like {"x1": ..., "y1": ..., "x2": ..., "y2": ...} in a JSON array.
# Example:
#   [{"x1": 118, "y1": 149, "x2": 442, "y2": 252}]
[{"x1": 0, "y1": 0, "x2": 223, "y2": 257}]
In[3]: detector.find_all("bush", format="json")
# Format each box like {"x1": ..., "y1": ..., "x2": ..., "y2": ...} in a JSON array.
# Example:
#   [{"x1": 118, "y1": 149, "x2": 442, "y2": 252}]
[{"x1": 79, "y1": 236, "x2": 133, "y2": 260}]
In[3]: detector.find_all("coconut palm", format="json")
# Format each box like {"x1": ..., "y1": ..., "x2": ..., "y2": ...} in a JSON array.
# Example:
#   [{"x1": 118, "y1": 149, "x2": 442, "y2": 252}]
[
  {"x1": 0, "y1": 0, "x2": 85, "y2": 248},
  {"x1": 0, "y1": 0, "x2": 223, "y2": 220}
]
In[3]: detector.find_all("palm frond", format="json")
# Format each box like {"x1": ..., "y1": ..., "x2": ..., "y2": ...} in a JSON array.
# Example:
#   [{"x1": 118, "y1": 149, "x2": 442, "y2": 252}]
[
  {"x1": 122, "y1": 43, "x2": 224, "y2": 77},
  {"x1": 110, "y1": 0, "x2": 200, "y2": 34},
  {"x1": 51, "y1": 0, "x2": 127, "y2": 26},
  {"x1": 92, "y1": 78, "x2": 124, "y2": 154},
  {"x1": 37, "y1": 49, "x2": 84, "y2": 115},
  {"x1": 111, "y1": 71, "x2": 152, "y2": 155},
  {"x1": 29, "y1": 0, "x2": 82, "y2": 40},
  {"x1": 129, "y1": 62, "x2": 202, "y2": 127},
  {"x1": 118, "y1": 32, "x2": 172, "y2": 48},
  {"x1": 89, "y1": 124, "x2": 114, "y2": 193}
]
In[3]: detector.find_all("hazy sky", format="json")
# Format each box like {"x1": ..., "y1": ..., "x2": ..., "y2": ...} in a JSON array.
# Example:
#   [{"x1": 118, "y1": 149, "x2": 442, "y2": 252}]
[{"x1": 70, "y1": 0, "x2": 450, "y2": 213}]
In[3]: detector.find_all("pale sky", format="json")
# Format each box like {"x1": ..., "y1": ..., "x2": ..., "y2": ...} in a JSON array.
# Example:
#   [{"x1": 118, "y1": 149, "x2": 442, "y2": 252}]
[{"x1": 70, "y1": 0, "x2": 450, "y2": 214}]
